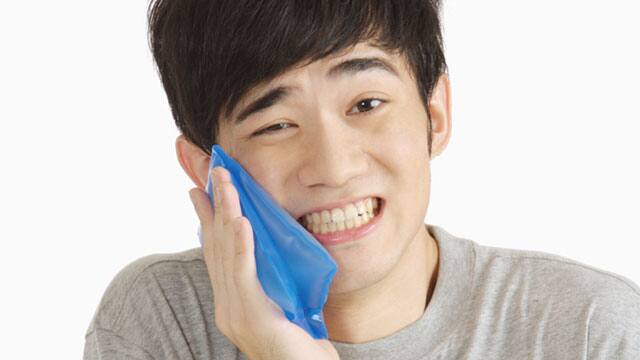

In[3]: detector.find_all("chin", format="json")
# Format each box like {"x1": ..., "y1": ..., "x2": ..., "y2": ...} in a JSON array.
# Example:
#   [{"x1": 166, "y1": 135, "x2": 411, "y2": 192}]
[{"x1": 326, "y1": 256, "x2": 392, "y2": 296}]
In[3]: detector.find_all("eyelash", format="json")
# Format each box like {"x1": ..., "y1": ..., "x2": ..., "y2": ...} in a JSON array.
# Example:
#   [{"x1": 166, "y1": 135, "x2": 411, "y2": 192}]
[{"x1": 250, "y1": 98, "x2": 387, "y2": 137}]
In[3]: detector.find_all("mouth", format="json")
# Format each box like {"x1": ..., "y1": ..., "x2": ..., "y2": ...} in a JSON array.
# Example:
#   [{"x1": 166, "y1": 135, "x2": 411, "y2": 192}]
[{"x1": 296, "y1": 196, "x2": 384, "y2": 235}]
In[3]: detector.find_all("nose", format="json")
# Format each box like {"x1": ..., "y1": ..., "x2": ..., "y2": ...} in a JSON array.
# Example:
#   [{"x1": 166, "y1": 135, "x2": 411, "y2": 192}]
[{"x1": 296, "y1": 117, "x2": 369, "y2": 189}]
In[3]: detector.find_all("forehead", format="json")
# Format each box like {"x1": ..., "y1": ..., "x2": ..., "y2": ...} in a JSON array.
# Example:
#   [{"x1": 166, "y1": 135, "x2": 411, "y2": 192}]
[{"x1": 274, "y1": 42, "x2": 406, "y2": 85}]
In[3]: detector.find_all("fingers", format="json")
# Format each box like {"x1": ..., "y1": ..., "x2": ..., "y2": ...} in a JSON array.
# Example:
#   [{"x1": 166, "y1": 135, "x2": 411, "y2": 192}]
[
  {"x1": 232, "y1": 217, "x2": 259, "y2": 292},
  {"x1": 189, "y1": 188, "x2": 214, "y2": 228},
  {"x1": 195, "y1": 166, "x2": 278, "y2": 337},
  {"x1": 193, "y1": 167, "x2": 331, "y2": 357},
  {"x1": 189, "y1": 183, "x2": 229, "y2": 331},
  {"x1": 212, "y1": 167, "x2": 246, "y2": 327},
  {"x1": 217, "y1": 177, "x2": 239, "y2": 291},
  {"x1": 212, "y1": 168, "x2": 267, "y2": 314},
  {"x1": 217, "y1": 172, "x2": 243, "y2": 226}
]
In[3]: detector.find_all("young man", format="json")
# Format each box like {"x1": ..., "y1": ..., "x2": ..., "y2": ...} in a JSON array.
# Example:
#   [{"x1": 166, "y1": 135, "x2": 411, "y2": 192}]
[{"x1": 84, "y1": 1, "x2": 640, "y2": 359}]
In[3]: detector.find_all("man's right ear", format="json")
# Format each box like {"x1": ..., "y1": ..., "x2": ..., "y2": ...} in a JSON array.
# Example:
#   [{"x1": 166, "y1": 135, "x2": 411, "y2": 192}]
[{"x1": 175, "y1": 134, "x2": 210, "y2": 190}]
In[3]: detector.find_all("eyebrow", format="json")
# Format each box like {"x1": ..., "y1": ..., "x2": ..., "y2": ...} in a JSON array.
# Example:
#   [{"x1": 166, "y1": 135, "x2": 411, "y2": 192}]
[{"x1": 233, "y1": 57, "x2": 399, "y2": 125}]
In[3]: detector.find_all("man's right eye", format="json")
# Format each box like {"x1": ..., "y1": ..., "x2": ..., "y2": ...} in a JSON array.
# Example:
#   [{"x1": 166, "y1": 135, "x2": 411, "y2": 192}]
[{"x1": 251, "y1": 122, "x2": 294, "y2": 137}]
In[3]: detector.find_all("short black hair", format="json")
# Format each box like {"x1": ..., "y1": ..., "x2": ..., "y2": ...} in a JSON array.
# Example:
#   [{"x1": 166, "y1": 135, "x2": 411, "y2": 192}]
[{"x1": 147, "y1": 0, "x2": 447, "y2": 156}]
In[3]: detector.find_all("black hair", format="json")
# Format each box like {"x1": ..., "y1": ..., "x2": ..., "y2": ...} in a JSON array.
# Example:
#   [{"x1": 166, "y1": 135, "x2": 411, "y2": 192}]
[{"x1": 147, "y1": 0, "x2": 447, "y2": 155}]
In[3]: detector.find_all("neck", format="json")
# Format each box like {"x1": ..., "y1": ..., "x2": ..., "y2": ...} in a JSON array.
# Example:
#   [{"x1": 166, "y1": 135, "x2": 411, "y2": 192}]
[{"x1": 323, "y1": 225, "x2": 439, "y2": 343}]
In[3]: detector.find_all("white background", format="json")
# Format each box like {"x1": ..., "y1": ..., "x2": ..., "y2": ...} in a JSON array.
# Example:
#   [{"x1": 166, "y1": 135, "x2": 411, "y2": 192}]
[{"x1": 0, "y1": 0, "x2": 638, "y2": 358}]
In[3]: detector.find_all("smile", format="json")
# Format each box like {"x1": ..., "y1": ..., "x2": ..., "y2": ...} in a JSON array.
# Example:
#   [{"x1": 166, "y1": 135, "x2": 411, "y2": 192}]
[{"x1": 298, "y1": 197, "x2": 381, "y2": 234}]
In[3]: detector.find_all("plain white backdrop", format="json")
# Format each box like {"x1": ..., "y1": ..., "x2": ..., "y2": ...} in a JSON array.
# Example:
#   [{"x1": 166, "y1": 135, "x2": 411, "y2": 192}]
[{"x1": 0, "y1": 0, "x2": 638, "y2": 358}]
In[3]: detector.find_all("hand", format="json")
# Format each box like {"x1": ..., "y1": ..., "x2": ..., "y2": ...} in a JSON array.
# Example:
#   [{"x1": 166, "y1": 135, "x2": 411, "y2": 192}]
[{"x1": 189, "y1": 166, "x2": 340, "y2": 360}]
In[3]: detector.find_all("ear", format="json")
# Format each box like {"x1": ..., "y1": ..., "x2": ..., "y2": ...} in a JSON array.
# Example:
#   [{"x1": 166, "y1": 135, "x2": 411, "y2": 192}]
[
  {"x1": 427, "y1": 73, "x2": 452, "y2": 159},
  {"x1": 175, "y1": 134, "x2": 210, "y2": 190}
]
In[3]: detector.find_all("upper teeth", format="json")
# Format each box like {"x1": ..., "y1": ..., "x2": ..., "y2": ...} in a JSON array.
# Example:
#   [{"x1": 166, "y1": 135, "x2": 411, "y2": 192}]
[{"x1": 300, "y1": 197, "x2": 379, "y2": 230}]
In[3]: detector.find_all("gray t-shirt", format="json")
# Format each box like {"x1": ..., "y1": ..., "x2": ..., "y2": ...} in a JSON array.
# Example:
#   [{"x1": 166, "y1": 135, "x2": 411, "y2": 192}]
[{"x1": 84, "y1": 224, "x2": 640, "y2": 359}]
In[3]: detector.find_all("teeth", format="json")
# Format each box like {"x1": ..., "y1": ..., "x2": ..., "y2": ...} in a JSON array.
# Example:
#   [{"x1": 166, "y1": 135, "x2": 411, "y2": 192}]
[
  {"x1": 300, "y1": 197, "x2": 381, "y2": 234},
  {"x1": 345, "y1": 204, "x2": 358, "y2": 220},
  {"x1": 312, "y1": 212, "x2": 321, "y2": 224},
  {"x1": 366, "y1": 198, "x2": 373, "y2": 214},
  {"x1": 346, "y1": 218, "x2": 355, "y2": 229},
  {"x1": 331, "y1": 208, "x2": 345, "y2": 223},
  {"x1": 321, "y1": 210, "x2": 331, "y2": 223}
]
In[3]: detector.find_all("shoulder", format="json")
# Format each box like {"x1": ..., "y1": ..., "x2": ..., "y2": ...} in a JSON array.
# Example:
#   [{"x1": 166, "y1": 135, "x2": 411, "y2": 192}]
[
  {"x1": 430, "y1": 224, "x2": 640, "y2": 305},
  {"x1": 430, "y1": 225, "x2": 640, "y2": 357},
  {"x1": 474, "y1": 243, "x2": 640, "y2": 339},
  {"x1": 472, "y1": 243, "x2": 640, "y2": 356},
  {"x1": 473, "y1": 242, "x2": 640, "y2": 304},
  {"x1": 85, "y1": 247, "x2": 207, "y2": 335}
]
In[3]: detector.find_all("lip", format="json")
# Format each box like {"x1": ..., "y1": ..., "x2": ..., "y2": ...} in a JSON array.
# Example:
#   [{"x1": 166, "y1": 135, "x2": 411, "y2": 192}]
[{"x1": 303, "y1": 198, "x2": 385, "y2": 247}]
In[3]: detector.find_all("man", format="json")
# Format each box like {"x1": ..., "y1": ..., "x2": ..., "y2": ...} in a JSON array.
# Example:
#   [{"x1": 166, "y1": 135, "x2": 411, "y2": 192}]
[{"x1": 84, "y1": 0, "x2": 640, "y2": 359}]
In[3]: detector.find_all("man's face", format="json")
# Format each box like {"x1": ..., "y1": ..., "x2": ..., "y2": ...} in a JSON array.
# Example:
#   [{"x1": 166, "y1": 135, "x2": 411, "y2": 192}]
[{"x1": 198, "y1": 42, "x2": 449, "y2": 294}]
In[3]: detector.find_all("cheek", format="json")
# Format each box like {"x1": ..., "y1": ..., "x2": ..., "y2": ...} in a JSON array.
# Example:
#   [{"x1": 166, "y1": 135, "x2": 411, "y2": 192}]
[
  {"x1": 233, "y1": 150, "x2": 289, "y2": 203},
  {"x1": 373, "y1": 105, "x2": 431, "y2": 219},
  {"x1": 372, "y1": 110, "x2": 430, "y2": 171}
]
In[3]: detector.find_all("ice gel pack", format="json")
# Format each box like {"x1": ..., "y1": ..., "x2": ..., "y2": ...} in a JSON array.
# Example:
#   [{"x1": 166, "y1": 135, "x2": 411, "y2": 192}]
[{"x1": 197, "y1": 144, "x2": 338, "y2": 339}]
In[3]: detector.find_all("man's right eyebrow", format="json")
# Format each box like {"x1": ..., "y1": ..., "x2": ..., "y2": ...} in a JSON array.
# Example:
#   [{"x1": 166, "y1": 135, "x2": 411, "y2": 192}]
[
  {"x1": 232, "y1": 57, "x2": 398, "y2": 125},
  {"x1": 234, "y1": 86, "x2": 294, "y2": 125}
]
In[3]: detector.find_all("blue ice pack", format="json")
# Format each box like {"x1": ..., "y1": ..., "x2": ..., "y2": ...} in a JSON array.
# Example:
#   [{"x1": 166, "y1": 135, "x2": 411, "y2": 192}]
[{"x1": 197, "y1": 144, "x2": 338, "y2": 339}]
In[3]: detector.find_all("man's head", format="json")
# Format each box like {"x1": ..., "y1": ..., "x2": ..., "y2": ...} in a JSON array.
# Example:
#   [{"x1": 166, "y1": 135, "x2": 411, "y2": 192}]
[
  {"x1": 149, "y1": 0, "x2": 452, "y2": 294},
  {"x1": 148, "y1": 0, "x2": 447, "y2": 155}
]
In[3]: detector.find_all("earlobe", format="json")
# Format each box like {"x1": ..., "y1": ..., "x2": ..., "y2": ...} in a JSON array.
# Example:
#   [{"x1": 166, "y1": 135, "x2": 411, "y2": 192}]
[
  {"x1": 427, "y1": 74, "x2": 453, "y2": 159},
  {"x1": 175, "y1": 135, "x2": 211, "y2": 190}
]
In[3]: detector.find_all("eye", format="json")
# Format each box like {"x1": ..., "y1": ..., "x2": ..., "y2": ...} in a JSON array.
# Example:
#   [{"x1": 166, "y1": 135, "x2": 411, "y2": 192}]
[
  {"x1": 348, "y1": 98, "x2": 386, "y2": 115},
  {"x1": 249, "y1": 98, "x2": 385, "y2": 137},
  {"x1": 250, "y1": 122, "x2": 294, "y2": 137}
]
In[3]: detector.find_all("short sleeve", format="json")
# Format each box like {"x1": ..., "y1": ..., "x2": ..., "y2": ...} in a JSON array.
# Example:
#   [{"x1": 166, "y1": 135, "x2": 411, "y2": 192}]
[
  {"x1": 83, "y1": 250, "x2": 242, "y2": 360},
  {"x1": 586, "y1": 277, "x2": 640, "y2": 359},
  {"x1": 84, "y1": 327, "x2": 155, "y2": 360}
]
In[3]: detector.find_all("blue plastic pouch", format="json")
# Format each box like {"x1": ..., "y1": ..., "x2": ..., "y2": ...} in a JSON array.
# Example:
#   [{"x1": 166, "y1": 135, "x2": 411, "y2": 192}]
[{"x1": 197, "y1": 144, "x2": 338, "y2": 339}]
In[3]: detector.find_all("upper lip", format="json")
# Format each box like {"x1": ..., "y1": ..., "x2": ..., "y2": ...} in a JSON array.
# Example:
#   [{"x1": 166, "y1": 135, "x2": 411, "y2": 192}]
[{"x1": 295, "y1": 195, "x2": 382, "y2": 221}]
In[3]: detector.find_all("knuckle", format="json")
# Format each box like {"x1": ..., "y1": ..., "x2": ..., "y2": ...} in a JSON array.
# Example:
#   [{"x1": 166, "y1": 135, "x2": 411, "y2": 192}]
[{"x1": 234, "y1": 245, "x2": 248, "y2": 259}]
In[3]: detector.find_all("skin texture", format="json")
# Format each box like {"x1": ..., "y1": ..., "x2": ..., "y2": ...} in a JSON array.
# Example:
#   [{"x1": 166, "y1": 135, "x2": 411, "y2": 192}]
[{"x1": 179, "y1": 42, "x2": 452, "y2": 352}]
